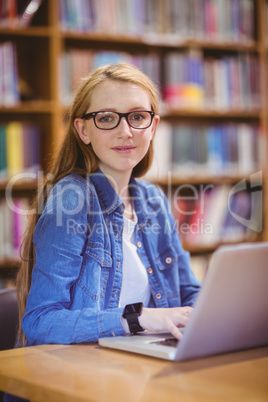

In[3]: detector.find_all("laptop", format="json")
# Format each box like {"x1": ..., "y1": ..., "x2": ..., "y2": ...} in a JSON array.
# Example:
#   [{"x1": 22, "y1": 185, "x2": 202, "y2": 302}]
[{"x1": 99, "y1": 242, "x2": 268, "y2": 361}]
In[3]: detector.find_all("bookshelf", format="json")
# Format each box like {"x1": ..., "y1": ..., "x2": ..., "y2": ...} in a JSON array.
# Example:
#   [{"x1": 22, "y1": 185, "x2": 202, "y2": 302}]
[{"x1": 0, "y1": 0, "x2": 268, "y2": 279}]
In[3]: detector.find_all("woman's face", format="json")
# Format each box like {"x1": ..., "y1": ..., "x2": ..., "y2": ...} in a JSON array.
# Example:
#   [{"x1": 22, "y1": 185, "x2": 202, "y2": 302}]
[{"x1": 74, "y1": 80, "x2": 159, "y2": 182}]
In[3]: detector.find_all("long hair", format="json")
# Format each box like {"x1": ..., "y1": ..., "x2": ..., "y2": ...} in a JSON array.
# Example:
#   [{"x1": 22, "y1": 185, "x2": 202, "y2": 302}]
[{"x1": 16, "y1": 63, "x2": 160, "y2": 346}]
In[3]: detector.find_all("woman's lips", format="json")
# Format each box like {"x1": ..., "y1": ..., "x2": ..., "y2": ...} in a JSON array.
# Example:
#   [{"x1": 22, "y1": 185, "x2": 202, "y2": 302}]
[{"x1": 112, "y1": 146, "x2": 136, "y2": 153}]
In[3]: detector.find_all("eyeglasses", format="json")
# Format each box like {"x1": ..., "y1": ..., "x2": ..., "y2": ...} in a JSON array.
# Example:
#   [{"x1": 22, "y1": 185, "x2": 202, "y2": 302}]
[{"x1": 82, "y1": 110, "x2": 155, "y2": 130}]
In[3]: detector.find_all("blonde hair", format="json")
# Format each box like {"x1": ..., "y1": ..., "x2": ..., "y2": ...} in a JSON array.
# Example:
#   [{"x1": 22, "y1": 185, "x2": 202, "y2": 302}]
[{"x1": 16, "y1": 63, "x2": 160, "y2": 346}]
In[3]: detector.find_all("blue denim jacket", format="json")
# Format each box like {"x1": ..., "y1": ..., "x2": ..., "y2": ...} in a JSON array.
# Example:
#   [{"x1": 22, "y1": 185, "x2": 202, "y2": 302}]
[{"x1": 22, "y1": 169, "x2": 201, "y2": 345}]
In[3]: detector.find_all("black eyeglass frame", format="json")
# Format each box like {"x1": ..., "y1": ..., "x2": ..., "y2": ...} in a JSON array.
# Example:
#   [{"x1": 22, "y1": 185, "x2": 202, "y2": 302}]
[{"x1": 82, "y1": 110, "x2": 155, "y2": 130}]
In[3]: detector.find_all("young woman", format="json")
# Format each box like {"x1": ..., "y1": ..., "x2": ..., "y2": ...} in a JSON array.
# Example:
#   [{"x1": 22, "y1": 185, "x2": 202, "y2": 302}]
[{"x1": 16, "y1": 63, "x2": 201, "y2": 348}]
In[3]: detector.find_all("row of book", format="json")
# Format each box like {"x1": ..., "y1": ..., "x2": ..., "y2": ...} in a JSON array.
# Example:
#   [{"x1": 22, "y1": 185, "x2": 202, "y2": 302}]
[
  {"x1": 163, "y1": 51, "x2": 261, "y2": 110},
  {"x1": 147, "y1": 121, "x2": 262, "y2": 179},
  {"x1": 0, "y1": 122, "x2": 41, "y2": 179},
  {"x1": 0, "y1": 198, "x2": 29, "y2": 260},
  {"x1": 59, "y1": 0, "x2": 255, "y2": 43},
  {"x1": 0, "y1": 42, "x2": 20, "y2": 107},
  {"x1": 59, "y1": 49, "x2": 261, "y2": 111},
  {"x1": 59, "y1": 49, "x2": 161, "y2": 105},
  {"x1": 0, "y1": 0, "x2": 43, "y2": 27},
  {"x1": 170, "y1": 182, "x2": 262, "y2": 247}
]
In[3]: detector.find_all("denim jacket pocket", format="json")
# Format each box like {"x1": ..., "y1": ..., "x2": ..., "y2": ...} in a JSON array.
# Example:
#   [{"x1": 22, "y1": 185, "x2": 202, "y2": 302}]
[
  {"x1": 86, "y1": 241, "x2": 113, "y2": 267},
  {"x1": 77, "y1": 241, "x2": 112, "y2": 300},
  {"x1": 155, "y1": 248, "x2": 178, "y2": 271}
]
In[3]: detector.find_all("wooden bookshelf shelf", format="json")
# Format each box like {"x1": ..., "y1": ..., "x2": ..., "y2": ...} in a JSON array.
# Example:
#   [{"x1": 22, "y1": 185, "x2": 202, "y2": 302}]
[
  {"x1": 183, "y1": 238, "x2": 259, "y2": 254},
  {"x1": 61, "y1": 31, "x2": 151, "y2": 45},
  {"x1": 60, "y1": 32, "x2": 258, "y2": 52},
  {"x1": 162, "y1": 108, "x2": 262, "y2": 120},
  {"x1": 0, "y1": 258, "x2": 21, "y2": 269},
  {"x1": 0, "y1": 101, "x2": 55, "y2": 114},
  {"x1": 151, "y1": 174, "x2": 262, "y2": 187},
  {"x1": 176, "y1": 39, "x2": 257, "y2": 51},
  {"x1": 0, "y1": 27, "x2": 52, "y2": 37},
  {"x1": 0, "y1": 179, "x2": 38, "y2": 192}
]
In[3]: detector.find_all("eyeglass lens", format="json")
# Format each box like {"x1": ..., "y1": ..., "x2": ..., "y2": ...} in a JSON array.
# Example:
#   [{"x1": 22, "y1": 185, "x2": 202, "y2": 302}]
[{"x1": 94, "y1": 111, "x2": 152, "y2": 129}]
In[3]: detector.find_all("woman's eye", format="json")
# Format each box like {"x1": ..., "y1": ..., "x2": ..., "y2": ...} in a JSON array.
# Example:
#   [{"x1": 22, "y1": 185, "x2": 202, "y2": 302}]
[
  {"x1": 131, "y1": 113, "x2": 145, "y2": 121},
  {"x1": 97, "y1": 114, "x2": 114, "y2": 123},
  {"x1": 100, "y1": 116, "x2": 112, "y2": 122}
]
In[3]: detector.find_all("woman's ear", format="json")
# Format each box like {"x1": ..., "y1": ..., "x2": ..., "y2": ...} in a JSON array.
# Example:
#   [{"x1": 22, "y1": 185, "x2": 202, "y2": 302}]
[
  {"x1": 150, "y1": 114, "x2": 160, "y2": 140},
  {"x1": 74, "y1": 118, "x2": 91, "y2": 145}
]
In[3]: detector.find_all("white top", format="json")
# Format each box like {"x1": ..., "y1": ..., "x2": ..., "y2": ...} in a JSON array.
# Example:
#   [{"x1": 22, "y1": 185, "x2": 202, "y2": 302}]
[{"x1": 118, "y1": 212, "x2": 151, "y2": 308}]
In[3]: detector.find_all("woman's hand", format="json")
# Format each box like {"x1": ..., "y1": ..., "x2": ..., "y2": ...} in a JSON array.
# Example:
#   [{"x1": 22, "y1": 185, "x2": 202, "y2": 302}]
[{"x1": 138, "y1": 307, "x2": 193, "y2": 340}]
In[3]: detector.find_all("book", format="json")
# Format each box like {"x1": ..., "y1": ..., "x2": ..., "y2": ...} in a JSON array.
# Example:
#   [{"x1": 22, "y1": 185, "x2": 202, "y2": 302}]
[
  {"x1": 0, "y1": 0, "x2": 43, "y2": 27},
  {"x1": 0, "y1": 122, "x2": 41, "y2": 179},
  {"x1": 172, "y1": 124, "x2": 194, "y2": 173},
  {"x1": 12, "y1": 198, "x2": 28, "y2": 256},
  {"x1": 0, "y1": 196, "x2": 29, "y2": 259},
  {"x1": 197, "y1": 185, "x2": 231, "y2": 245},
  {"x1": 237, "y1": 123, "x2": 255, "y2": 174},
  {"x1": 224, "y1": 123, "x2": 239, "y2": 173},
  {"x1": 1, "y1": 200, "x2": 13, "y2": 258},
  {"x1": 207, "y1": 125, "x2": 224, "y2": 173},
  {"x1": 172, "y1": 189, "x2": 198, "y2": 243},
  {"x1": 5, "y1": 122, "x2": 24, "y2": 177},
  {"x1": 16, "y1": 0, "x2": 43, "y2": 27},
  {"x1": 0, "y1": 42, "x2": 19, "y2": 106},
  {"x1": 23, "y1": 123, "x2": 41, "y2": 173},
  {"x1": 220, "y1": 189, "x2": 252, "y2": 242},
  {"x1": 0, "y1": 124, "x2": 7, "y2": 178}
]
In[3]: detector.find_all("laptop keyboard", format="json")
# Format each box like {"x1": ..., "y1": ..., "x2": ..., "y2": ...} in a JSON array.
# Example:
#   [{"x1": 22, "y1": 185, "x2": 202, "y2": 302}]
[{"x1": 151, "y1": 337, "x2": 179, "y2": 347}]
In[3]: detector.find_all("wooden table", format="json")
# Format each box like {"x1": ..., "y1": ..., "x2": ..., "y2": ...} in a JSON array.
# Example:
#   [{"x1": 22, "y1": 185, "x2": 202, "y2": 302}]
[{"x1": 0, "y1": 344, "x2": 267, "y2": 401}]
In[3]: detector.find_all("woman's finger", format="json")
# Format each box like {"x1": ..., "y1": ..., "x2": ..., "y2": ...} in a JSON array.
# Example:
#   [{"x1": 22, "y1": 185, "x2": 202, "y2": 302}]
[{"x1": 167, "y1": 320, "x2": 183, "y2": 340}]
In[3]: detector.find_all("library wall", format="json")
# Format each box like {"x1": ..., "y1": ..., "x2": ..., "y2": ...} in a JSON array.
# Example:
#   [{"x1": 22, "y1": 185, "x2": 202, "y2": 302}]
[{"x1": 0, "y1": 0, "x2": 267, "y2": 286}]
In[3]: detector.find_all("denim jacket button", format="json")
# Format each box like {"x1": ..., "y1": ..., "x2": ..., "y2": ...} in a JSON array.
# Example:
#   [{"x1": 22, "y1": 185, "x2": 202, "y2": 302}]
[
  {"x1": 156, "y1": 293, "x2": 162, "y2": 299},
  {"x1": 165, "y1": 257, "x2": 172, "y2": 264},
  {"x1": 148, "y1": 267, "x2": 153, "y2": 274},
  {"x1": 137, "y1": 241, "x2": 142, "y2": 248}
]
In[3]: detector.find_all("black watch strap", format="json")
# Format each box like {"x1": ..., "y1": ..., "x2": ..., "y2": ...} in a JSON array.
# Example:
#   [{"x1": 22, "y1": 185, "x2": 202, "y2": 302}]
[
  {"x1": 125, "y1": 313, "x2": 144, "y2": 334},
  {"x1": 123, "y1": 303, "x2": 144, "y2": 334}
]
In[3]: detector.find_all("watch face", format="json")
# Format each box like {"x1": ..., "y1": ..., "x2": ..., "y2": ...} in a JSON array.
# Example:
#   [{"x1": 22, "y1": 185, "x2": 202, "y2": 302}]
[{"x1": 124, "y1": 302, "x2": 143, "y2": 316}]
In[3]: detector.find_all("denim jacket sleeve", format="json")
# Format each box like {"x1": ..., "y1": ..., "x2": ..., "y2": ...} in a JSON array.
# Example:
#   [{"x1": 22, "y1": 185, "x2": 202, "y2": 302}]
[{"x1": 22, "y1": 177, "x2": 125, "y2": 345}]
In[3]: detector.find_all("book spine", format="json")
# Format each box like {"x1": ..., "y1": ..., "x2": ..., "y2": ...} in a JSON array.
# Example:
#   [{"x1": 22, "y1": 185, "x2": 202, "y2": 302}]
[
  {"x1": 6, "y1": 122, "x2": 24, "y2": 176},
  {"x1": 0, "y1": 197, "x2": 29, "y2": 259},
  {"x1": 0, "y1": 124, "x2": 7, "y2": 178}
]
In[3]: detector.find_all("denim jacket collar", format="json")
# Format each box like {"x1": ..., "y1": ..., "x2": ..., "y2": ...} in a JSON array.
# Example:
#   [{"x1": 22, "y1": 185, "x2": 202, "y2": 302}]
[
  {"x1": 89, "y1": 169, "x2": 123, "y2": 215},
  {"x1": 88, "y1": 169, "x2": 150, "y2": 225}
]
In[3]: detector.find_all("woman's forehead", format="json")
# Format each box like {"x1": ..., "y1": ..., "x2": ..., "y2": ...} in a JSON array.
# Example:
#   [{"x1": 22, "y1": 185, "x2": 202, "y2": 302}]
[{"x1": 89, "y1": 80, "x2": 151, "y2": 110}]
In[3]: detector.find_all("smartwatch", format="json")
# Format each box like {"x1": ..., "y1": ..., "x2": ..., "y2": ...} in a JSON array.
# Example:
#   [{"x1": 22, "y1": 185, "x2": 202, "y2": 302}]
[{"x1": 123, "y1": 302, "x2": 144, "y2": 334}]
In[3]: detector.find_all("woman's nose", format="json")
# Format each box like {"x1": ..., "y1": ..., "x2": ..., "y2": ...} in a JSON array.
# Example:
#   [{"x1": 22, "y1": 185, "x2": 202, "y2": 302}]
[{"x1": 117, "y1": 117, "x2": 133, "y2": 137}]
